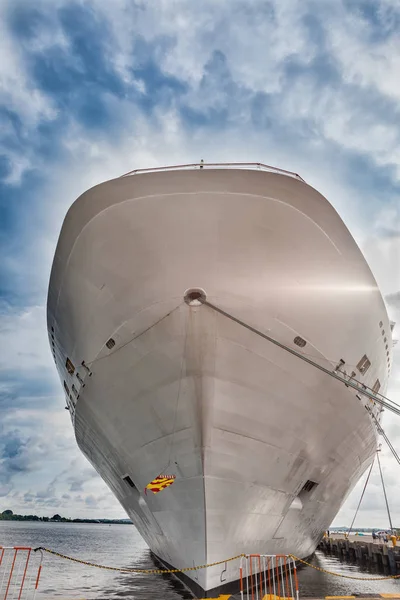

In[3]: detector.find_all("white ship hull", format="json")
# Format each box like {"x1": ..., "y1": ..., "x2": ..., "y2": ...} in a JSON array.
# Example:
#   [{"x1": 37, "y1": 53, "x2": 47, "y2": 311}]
[{"x1": 47, "y1": 165, "x2": 392, "y2": 595}]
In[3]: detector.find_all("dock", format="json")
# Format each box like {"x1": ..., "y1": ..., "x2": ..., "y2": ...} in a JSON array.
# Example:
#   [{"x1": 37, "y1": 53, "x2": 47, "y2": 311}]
[
  {"x1": 197, "y1": 595, "x2": 400, "y2": 599},
  {"x1": 319, "y1": 535, "x2": 400, "y2": 575},
  {"x1": 198, "y1": 592, "x2": 400, "y2": 600}
]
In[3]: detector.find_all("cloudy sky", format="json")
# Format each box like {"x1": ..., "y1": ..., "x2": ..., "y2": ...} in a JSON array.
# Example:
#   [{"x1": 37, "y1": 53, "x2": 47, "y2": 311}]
[{"x1": 0, "y1": 0, "x2": 400, "y2": 526}]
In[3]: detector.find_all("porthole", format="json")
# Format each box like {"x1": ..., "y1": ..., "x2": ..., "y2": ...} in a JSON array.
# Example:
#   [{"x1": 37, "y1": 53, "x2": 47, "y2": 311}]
[
  {"x1": 384, "y1": 337, "x2": 387, "y2": 343},
  {"x1": 184, "y1": 288, "x2": 206, "y2": 306},
  {"x1": 294, "y1": 336, "x2": 306, "y2": 348},
  {"x1": 51, "y1": 326, "x2": 54, "y2": 333},
  {"x1": 382, "y1": 330, "x2": 385, "y2": 336}
]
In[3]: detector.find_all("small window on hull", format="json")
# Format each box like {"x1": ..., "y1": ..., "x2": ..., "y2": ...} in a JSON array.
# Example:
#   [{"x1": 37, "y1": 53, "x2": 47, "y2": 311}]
[
  {"x1": 302, "y1": 480, "x2": 317, "y2": 493},
  {"x1": 64, "y1": 381, "x2": 70, "y2": 395},
  {"x1": 357, "y1": 355, "x2": 371, "y2": 375},
  {"x1": 372, "y1": 379, "x2": 381, "y2": 394},
  {"x1": 66, "y1": 358, "x2": 75, "y2": 375},
  {"x1": 106, "y1": 338, "x2": 116, "y2": 349},
  {"x1": 122, "y1": 475, "x2": 136, "y2": 489}
]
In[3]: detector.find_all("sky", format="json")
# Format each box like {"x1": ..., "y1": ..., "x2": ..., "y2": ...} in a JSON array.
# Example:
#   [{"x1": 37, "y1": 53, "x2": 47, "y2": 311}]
[{"x1": 0, "y1": 0, "x2": 400, "y2": 526}]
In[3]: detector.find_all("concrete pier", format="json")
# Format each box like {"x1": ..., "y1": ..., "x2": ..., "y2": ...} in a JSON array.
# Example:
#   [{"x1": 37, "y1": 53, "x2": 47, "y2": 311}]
[{"x1": 319, "y1": 536, "x2": 400, "y2": 575}]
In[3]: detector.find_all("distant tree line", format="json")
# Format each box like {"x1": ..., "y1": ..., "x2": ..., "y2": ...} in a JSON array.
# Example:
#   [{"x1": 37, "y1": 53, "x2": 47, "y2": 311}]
[{"x1": 0, "y1": 509, "x2": 132, "y2": 524}]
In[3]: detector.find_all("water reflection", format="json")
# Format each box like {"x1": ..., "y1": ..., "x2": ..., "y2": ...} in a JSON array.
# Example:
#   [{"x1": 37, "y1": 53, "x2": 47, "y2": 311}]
[{"x1": 297, "y1": 551, "x2": 400, "y2": 597}]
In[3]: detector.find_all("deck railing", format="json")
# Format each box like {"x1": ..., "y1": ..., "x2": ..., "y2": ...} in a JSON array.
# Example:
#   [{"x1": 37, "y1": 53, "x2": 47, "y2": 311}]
[{"x1": 121, "y1": 162, "x2": 305, "y2": 182}]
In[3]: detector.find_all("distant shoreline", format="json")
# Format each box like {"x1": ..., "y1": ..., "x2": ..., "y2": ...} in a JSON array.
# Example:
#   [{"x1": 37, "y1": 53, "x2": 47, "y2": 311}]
[
  {"x1": 0, "y1": 511, "x2": 132, "y2": 524},
  {"x1": 0, "y1": 519, "x2": 133, "y2": 524}
]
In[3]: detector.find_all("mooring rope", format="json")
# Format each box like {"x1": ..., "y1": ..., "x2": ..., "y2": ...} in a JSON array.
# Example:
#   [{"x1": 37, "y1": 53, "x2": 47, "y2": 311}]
[
  {"x1": 347, "y1": 458, "x2": 375, "y2": 537},
  {"x1": 202, "y1": 300, "x2": 400, "y2": 417}
]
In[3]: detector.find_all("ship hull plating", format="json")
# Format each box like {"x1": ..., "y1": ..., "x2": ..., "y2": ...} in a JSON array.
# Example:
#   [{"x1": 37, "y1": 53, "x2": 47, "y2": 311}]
[{"x1": 47, "y1": 167, "x2": 391, "y2": 593}]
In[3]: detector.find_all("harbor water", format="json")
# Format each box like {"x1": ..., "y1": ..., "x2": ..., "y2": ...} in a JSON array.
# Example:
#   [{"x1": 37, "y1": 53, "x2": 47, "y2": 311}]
[{"x1": 1, "y1": 521, "x2": 400, "y2": 598}]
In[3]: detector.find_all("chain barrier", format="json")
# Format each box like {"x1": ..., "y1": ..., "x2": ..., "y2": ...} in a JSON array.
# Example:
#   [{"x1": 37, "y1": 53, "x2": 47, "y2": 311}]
[
  {"x1": 290, "y1": 555, "x2": 400, "y2": 581},
  {"x1": 34, "y1": 547, "x2": 244, "y2": 574},
  {"x1": 15, "y1": 546, "x2": 400, "y2": 600}
]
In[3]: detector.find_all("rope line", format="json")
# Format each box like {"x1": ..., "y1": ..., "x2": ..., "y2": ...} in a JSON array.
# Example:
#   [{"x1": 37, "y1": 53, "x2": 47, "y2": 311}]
[
  {"x1": 377, "y1": 449, "x2": 394, "y2": 532},
  {"x1": 33, "y1": 547, "x2": 244, "y2": 574},
  {"x1": 347, "y1": 458, "x2": 375, "y2": 537},
  {"x1": 202, "y1": 300, "x2": 400, "y2": 417},
  {"x1": 368, "y1": 409, "x2": 400, "y2": 467},
  {"x1": 290, "y1": 555, "x2": 400, "y2": 581}
]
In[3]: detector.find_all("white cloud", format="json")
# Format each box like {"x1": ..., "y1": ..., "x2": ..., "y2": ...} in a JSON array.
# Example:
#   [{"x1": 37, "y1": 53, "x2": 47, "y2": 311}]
[
  {"x1": 0, "y1": 305, "x2": 52, "y2": 372},
  {"x1": 328, "y1": 10, "x2": 400, "y2": 103}
]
